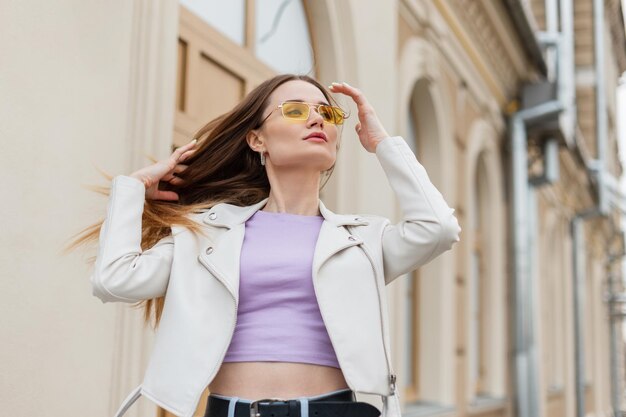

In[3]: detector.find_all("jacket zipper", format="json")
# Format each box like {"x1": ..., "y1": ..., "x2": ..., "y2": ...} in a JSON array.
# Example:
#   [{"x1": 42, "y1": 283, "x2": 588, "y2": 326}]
[
  {"x1": 197, "y1": 255, "x2": 239, "y2": 400},
  {"x1": 347, "y1": 227, "x2": 397, "y2": 396},
  {"x1": 309, "y1": 239, "x2": 390, "y2": 396}
]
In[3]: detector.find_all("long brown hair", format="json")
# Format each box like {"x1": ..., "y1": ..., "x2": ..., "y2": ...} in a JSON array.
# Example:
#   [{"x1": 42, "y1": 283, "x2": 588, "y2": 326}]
[{"x1": 67, "y1": 74, "x2": 344, "y2": 328}]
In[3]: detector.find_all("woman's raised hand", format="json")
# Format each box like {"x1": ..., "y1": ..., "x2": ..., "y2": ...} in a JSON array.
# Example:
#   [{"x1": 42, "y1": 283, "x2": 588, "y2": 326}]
[
  {"x1": 328, "y1": 82, "x2": 390, "y2": 153},
  {"x1": 129, "y1": 139, "x2": 198, "y2": 201}
]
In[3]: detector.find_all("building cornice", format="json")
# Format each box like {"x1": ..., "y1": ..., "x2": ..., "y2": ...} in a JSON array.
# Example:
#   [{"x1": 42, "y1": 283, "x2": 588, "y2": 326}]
[{"x1": 501, "y1": 0, "x2": 548, "y2": 76}]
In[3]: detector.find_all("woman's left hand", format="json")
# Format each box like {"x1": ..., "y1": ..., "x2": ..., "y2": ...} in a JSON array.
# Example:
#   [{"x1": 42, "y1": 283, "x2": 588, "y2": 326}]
[{"x1": 329, "y1": 82, "x2": 390, "y2": 153}]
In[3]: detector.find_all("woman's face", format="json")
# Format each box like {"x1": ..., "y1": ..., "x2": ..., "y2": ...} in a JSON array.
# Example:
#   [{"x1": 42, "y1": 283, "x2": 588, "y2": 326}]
[{"x1": 251, "y1": 80, "x2": 339, "y2": 173}]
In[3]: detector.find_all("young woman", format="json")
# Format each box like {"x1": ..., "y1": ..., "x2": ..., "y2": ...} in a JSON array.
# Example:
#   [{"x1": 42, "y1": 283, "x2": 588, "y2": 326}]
[{"x1": 87, "y1": 74, "x2": 460, "y2": 417}]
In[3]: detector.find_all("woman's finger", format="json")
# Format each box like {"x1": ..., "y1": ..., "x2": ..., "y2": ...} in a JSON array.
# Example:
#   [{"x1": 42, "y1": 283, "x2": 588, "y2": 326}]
[
  {"x1": 163, "y1": 164, "x2": 188, "y2": 180},
  {"x1": 179, "y1": 148, "x2": 197, "y2": 162},
  {"x1": 161, "y1": 173, "x2": 184, "y2": 186},
  {"x1": 168, "y1": 177, "x2": 185, "y2": 186},
  {"x1": 329, "y1": 82, "x2": 369, "y2": 107},
  {"x1": 172, "y1": 139, "x2": 198, "y2": 158},
  {"x1": 130, "y1": 141, "x2": 196, "y2": 187},
  {"x1": 171, "y1": 140, "x2": 198, "y2": 162},
  {"x1": 329, "y1": 81, "x2": 390, "y2": 151},
  {"x1": 150, "y1": 190, "x2": 179, "y2": 201}
]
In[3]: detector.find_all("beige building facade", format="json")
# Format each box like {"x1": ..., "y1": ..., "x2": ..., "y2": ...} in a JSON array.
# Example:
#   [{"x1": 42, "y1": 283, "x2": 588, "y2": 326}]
[{"x1": 2, "y1": 1, "x2": 626, "y2": 417}]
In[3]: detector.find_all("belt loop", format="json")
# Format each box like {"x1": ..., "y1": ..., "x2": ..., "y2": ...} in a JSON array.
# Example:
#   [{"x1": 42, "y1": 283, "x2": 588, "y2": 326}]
[
  {"x1": 297, "y1": 397, "x2": 309, "y2": 417},
  {"x1": 227, "y1": 397, "x2": 240, "y2": 417}
]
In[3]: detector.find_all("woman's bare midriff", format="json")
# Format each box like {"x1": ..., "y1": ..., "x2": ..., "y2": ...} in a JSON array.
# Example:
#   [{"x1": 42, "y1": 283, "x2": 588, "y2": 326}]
[{"x1": 208, "y1": 362, "x2": 350, "y2": 399}]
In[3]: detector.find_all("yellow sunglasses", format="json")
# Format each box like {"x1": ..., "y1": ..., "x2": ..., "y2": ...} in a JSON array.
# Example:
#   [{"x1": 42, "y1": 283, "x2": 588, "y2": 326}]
[{"x1": 259, "y1": 101, "x2": 348, "y2": 126}]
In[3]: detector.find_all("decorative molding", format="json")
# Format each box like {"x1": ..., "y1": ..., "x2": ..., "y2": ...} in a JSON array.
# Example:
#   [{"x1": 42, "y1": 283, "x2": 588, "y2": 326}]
[
  {"x1": 126, "y1": 0, "x2": 180, "y2": 169},
  {"x1": 538, "y1": 148, "x2": 594, "y2": 218},
  {"x1": 480, "y1": 1, "x2": 529, "y2": 75},
  {"x1": 402, "y1": 0, "x2": 430, "y2": 24},
  {"x1": 454, "y1": 0, "x2": 522, "y2": 95},
  {"x1": 115, "y1": 1, "x2": 179, "y2": 416},
  {"x1": 400, "y1": 0, "x2": 512, "y2": 135},
  {"x1": 398, "y1": 37, "x2": 455, "y2": 198},
  {"x1": 430, "y1": 0, "x2": 506, "y2": 106}
]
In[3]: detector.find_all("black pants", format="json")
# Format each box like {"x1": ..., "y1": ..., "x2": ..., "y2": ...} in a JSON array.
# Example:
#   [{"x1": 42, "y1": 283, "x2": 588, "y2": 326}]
[{"x1": 204, "y1": 388, "x2": 356, "y2": 417}]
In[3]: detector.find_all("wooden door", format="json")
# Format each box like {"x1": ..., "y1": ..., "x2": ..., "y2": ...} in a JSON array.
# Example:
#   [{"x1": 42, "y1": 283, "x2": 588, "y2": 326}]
[{"x1": 173, "y1": 3, "x2": 276, "y2": 149}]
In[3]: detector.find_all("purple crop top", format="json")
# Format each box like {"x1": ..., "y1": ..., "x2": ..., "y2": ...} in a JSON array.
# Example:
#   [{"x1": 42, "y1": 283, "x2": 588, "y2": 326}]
[{"x1": 222, "y1": 209, "x2": 341, "y2": 368}]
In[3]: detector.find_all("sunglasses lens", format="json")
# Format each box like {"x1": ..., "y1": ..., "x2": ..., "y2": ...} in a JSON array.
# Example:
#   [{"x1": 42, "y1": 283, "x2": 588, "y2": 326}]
[
  {"x1": 282, "y1": 102, "x2": 309, "y2": 120},
  {"x1": 318, "y1": 105, "x2": 336, "y2": 124},
  {"x1": 327, "y1": 106, "x2": 345, "y2": 125},
  {"x1": 281, "y1": 102, "x2": 345, "y2": 125}
]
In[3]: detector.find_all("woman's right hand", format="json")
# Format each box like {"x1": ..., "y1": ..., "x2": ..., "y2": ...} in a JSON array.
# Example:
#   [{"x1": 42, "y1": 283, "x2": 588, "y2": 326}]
[{"x1": 129, "y1": 139, "x2": 198, "y2": 201}]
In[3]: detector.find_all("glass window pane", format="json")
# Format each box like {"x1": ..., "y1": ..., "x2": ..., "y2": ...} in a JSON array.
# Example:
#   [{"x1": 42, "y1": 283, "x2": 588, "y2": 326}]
[
  {"x1": 180, "y1": 0, "x2": 245, "y2": 46},
  {"x1": 255, "y1": 0, "x2": 314, "y2": 74}
]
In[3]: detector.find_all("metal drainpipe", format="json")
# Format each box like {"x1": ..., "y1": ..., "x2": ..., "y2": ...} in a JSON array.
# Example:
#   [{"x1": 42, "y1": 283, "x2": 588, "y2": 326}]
[
  {"x1": 559, "y1": 0, "x2": 577, "y2": 147},
  {"x1": 527, "y1": 185, "x2": 540, "y2": 417},
  {"x1": 592, "y1": 0, "x2": 608, "y2": 216},
  {"x1": 511, "y1": 100, "x2": 564, "y2": 417},
  {"x1": 607, "y1": 245, "x2": 625, "y2": 417},
  {"x1": 571, "y1": 1, "x2": 611, "y2": 416},
  {"x1": 570, "y1": 214, "x2": 587, "y2": 417},
  {"x1": 509, "y1": 2, "x2": 564, "y2": 415}
]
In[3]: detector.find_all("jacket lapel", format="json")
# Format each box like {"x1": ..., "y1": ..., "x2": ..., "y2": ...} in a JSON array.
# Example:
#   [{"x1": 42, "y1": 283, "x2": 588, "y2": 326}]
[
  {"x1": 197, "y1": 197, "x2": 370, "y2": 303},
  {"x1": 312, "y1": 215, "x2": 364, "y2": 277}
]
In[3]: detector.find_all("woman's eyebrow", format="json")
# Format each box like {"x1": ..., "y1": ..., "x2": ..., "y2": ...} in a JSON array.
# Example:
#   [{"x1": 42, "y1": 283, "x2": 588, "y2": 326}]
[{"x1": 286, "y1": 99, "x2": 330, "y2": 105}]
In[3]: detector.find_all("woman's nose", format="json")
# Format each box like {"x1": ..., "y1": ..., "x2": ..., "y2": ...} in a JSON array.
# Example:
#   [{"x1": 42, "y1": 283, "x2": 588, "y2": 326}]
[{"x1": 307, "y1": 106, "x2": 324, "y2": 126}]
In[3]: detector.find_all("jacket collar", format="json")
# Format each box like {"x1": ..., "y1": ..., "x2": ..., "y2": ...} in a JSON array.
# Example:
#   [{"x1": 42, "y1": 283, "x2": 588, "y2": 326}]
[{"x1": 201, "y1": 197, "x2": 369, "y2": 228}]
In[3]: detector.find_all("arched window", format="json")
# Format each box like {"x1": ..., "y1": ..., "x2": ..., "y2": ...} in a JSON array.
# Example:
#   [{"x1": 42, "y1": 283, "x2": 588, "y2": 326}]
[
  {"x1": 402, "y1": 78, "x2": 454, "y2": 410},
  {"x1": 464, "y1": 120, "x2": 506, "y2": 406},
  {"x1": 468, "y1": 155, "x2": 489, "y2": 396}
]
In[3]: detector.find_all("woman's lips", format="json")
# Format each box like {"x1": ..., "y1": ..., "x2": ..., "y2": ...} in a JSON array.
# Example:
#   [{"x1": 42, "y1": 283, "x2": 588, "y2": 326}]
[
  {"x1": 305, "y1": 137, "x2": 326, "y2": 143},
  {"x1": 304, "y1": 132, "x2": 327, "y2": 142}
]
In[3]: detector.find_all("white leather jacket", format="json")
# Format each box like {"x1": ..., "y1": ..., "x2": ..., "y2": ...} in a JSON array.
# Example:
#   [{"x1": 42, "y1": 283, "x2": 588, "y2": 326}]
[{"x1": 91, "y1": 136, "x2": 461, "y2": 417}]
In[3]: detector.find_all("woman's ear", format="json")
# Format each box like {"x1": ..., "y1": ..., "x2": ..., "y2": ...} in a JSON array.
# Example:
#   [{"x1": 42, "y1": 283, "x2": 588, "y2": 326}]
[{"x1": 245, "y1": 130, "x2": 264, "y2": 152}]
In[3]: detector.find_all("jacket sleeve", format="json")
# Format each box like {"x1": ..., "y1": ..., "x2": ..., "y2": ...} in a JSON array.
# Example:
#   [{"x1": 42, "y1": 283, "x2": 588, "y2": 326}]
[
  {"x1": 375, "y1": 136, "x2": 461, "y2": 285},
  {"x1": 90, "y1": 175, "x2": 174, "y2": 303}
]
